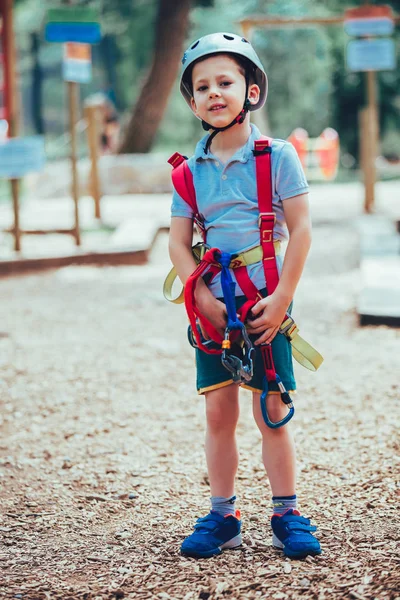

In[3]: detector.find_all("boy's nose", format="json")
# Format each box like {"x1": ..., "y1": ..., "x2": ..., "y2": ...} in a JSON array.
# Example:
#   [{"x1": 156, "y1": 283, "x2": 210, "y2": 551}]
[{"x1": 208, "y1": 87, "x2": 221, "y2": 98}]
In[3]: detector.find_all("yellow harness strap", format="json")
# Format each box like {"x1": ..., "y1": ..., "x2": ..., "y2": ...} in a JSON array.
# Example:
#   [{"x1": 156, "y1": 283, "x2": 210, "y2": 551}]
[
  {"x1": 163, "y1": 242, "x2": 323, "y2": 372},
  {"x1": 279, "y1": 316, "x2": 324, "y2": 371},
  {"x1": 163, "y1": 242, "x2": 281, "y2": 304}
]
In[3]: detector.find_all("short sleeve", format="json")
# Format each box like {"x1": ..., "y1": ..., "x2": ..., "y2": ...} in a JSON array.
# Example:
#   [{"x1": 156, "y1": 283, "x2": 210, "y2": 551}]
[
  {"x1": 170, "y1": 187, "x2": 194, "y2": 219},
  {"x1": 275, "y1": 142, "x2": 309, "y2": 201}
]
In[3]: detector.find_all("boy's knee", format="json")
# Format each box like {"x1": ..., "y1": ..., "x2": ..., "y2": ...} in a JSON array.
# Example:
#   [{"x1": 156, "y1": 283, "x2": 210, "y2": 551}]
[
  {"x1": 254, "y1": 393, "x2": 291, "y2": 433},
  {"x1": 205, "y1": 391, "x2": 238, "y2": 433}
]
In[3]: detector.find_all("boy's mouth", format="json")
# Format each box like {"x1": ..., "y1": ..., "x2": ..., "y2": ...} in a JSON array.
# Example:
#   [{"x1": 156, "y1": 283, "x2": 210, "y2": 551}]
[{"x1": 209, "y1": 104, "x2": 227, "y2": 112}]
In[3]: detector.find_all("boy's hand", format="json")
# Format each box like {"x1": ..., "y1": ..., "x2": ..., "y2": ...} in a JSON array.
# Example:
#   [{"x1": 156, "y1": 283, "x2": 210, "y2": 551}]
[
  {"x1": 246, "y1": 293, "x2": 289, "y2": 345},
  {"x1": 195, "y1": 290, "x2": 227, "y2": 339}
]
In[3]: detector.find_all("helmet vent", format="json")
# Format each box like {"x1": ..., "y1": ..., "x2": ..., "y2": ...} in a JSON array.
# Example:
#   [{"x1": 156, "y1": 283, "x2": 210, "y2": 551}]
[
  {"x1": 241, "y1": 38, "x2": 249, "y2": 43},
  {"x1": 190, "y1": 40, "x2": 200, "y2": 49},
  {"x1": 223, "y1": 34, "x2": 235, "y2": 41}
]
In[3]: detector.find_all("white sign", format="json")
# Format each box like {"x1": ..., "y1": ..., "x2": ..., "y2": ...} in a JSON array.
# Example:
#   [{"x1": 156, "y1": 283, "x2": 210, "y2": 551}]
[
  {"x1": 344, "y1": 17, "x2": 394, "y2": 37},
  {"x1": 347, "y1": 38, "x2": 396, "y2": 72},
  {"x1": 63, "y1": 43, "x2": 92, "y2": 84},
  {"x1": 0, "y1": 136, "x2": 45, "y2": 179}
]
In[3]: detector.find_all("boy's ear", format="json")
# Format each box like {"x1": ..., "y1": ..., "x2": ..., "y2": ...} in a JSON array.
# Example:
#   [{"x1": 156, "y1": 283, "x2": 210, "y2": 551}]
[
  {"x1": 248, "y1": 84, "x2": 260, "y2": 106},
  {"x1": 190, "y1": 97, "x2": 199, "y2": 116}
]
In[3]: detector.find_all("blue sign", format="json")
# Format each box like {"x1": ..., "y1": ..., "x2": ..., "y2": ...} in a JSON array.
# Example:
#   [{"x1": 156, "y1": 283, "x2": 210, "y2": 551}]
[
  {"x1": 0, "y1": 136, "x2": 45, "y2": 179},
  {"x1": 347, "y1": 38, "x2": 396, "y2": 72},
  {"x1": 344, "y1": 17, "x2": 394, "y2": 37},
  {"x1": 45, "y1": 22, "x2": 101, "y2": 44}
]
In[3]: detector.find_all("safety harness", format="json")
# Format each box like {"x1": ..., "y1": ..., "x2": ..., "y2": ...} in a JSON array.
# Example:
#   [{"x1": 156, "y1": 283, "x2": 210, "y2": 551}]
[{"x1": 164, "y1": 136, "x2": 323, "y2": 428}]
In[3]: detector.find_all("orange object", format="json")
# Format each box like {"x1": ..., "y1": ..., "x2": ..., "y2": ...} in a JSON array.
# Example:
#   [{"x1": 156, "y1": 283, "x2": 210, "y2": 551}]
[
  {"x1": 64, "y1": 42, "x2": 91, "y2": 62},
  {"x1": 288, "y1": 127, "x2": 340, "y2": 181},
  {"x1": 222, "y1": 340, "x2": 231, "y2": 349},
  {"x1": 287, "y1": 128, "x2": 308, "y2": 169},
  {"x1": 344, "y1": 5, "x2": 393, "y2": 20},
  {"x1": 315, "y1": 128, "x2": 340, "y2": 181}
]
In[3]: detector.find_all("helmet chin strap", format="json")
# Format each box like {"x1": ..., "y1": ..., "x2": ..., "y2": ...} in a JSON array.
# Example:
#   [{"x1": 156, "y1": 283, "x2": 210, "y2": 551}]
[
  {"x1": 202, "y1": 72, "x2": 252, "y2": 154},
  {"x1": 203, "y1": 98, "x2": 252, "y2": 154}
]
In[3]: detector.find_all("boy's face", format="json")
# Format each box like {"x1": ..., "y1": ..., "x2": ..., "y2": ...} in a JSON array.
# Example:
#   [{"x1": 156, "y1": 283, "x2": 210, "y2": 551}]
[{"x1": 190, "y1": 54, "x2": 259, "y2": 128}]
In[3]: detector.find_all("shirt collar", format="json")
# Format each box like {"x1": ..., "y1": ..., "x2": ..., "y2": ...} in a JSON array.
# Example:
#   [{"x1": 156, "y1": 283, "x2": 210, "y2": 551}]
[{"x1": 194, "y1": 123, "x2": 262, "y2": 163}]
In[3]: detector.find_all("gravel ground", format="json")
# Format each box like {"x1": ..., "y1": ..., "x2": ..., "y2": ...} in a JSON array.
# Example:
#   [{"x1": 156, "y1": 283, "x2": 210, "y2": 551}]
[{"x1": 0, "y1": 224, "x2": 399, "y2": 600}]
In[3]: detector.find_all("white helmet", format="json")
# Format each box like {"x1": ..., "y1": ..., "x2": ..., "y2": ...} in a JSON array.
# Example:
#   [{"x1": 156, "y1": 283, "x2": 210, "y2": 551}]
[{"x1": 180, "y1": 32, "x2": 268, "y2": 111}]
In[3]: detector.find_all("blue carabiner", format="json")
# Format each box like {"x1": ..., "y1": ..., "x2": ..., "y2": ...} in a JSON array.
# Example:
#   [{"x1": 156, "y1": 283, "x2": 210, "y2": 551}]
[{"x1": 260, "y1": 374, "x2": 294, "y2": 429}]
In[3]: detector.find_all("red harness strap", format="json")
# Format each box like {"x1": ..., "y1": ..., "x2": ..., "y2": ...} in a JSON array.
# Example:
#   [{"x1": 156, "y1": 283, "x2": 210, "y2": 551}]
[
  {"x1": 168, "y1": 153, "x2": 206, "y2": 241},
  {"x1": 253, "y1": 137, "x2": 282, "y2": 387},
  {"x1": 169, "y1": 139, "x2": 282, "y2": 379},
  {"x1": 253, "y1": 138, "x2": 280, "y2": 295},
  {"x1": 184, "y1": 247, "x2": 223, "y2": 354}
]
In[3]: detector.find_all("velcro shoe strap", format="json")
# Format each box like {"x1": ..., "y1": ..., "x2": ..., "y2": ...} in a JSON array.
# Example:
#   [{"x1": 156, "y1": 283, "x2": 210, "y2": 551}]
[
  {"x1": 286, "y1": 522, "x2": 317, "y2": 533},
  {"x1": 194, "y1": 520, "x2": 219, "y2": 532}
]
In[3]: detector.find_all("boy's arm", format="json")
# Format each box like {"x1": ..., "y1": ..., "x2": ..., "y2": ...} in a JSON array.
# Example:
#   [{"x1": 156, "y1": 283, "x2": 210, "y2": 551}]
[
  {"x1": 168, "y1": 217, "x2": 227, "y2": 336},
  {"x1": 168, "y1": 216, "x2": 198, "y2": 284},
  {"x1": 247, "y1": 193, "x2": 311, "y2": 345},
  {"x1": 275, "y1": 192, "x2": 312, "y2": 304}
]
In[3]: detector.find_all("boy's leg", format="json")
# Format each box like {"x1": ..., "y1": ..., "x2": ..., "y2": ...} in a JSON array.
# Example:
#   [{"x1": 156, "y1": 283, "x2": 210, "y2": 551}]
[
  {"x1": 252, "y1": 392, "x2": 321, "y2": 558},
  {"x1": 180, "y1": 384, "x2": 241, "y2": 558},
  {"x1": 252, "y1": 392, "x2": 296, "y2": 496},
  {"x1": 205, "y1": 383, "x2": 240, "y2": 498}
]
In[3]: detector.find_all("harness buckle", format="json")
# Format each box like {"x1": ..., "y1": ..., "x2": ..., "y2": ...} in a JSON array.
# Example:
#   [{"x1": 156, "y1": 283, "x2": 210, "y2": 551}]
[
  {"x1": 252, "y1": 145, "x2": 272, "y2": 156},
  {"x1": 229, "y1": 258, "x2": 243, "y2": 269},
  {"x1": 258, "y1": 212, "x2": 276, "y2": 228},
  {"x1": 280, "y1": 315, "x2": 298, "y2": 340}
]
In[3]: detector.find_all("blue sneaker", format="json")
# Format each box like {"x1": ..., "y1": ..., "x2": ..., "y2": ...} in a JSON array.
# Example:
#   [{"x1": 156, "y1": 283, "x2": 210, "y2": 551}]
[
  {"x1": 271, "y1": 509, "x2": 321, "y2": 559},
  {"x1": 181, "y1": 510, "x2": 242, "y2": 558}
]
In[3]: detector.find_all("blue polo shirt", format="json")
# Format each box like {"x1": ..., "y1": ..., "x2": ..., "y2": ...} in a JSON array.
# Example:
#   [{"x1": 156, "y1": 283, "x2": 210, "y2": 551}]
[{"x1": 171, "y1": 124, "x2": 308, "y2": 297}]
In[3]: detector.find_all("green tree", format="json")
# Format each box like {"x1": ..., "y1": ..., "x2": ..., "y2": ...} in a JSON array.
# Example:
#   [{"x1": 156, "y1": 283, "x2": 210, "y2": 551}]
[{"x1": 118, "y1": 0, "x2": 192, "y2": 153}]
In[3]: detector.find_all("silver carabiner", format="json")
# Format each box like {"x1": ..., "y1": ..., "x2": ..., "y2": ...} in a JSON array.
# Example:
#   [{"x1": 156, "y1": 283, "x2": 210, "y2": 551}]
[{"x1": 221, "y1": 326, "x2": 254, "y2": 383}]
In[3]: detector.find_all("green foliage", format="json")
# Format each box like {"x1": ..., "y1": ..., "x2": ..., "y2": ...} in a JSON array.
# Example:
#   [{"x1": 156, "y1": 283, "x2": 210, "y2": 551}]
[
  {"x1": 12, "y1": 0, "x2": 400, "y2": 165},
  {"x1": 155, "y1": 0, "x2": 400, "y2": 165}
]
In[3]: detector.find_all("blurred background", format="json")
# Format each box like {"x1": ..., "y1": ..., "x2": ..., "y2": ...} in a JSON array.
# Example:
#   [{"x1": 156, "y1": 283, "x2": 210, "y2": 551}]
[
  {"x1": 0, "y1": 0, "x2": 399, "y2": 260},
  {"x1": 10, "y1": 0, "x2": 400, "y2": 171}
]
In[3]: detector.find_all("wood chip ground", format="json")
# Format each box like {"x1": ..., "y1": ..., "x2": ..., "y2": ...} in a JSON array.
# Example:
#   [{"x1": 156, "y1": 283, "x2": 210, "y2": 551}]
[{"x1": 0, "y1": 225, "x2": 399, "y2": 599}]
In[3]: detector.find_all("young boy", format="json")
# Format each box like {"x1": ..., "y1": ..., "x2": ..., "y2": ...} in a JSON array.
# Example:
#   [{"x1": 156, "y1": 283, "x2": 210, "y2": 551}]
[{"x1": 168, "y1": 32, "x2": 321, "y2": 560}]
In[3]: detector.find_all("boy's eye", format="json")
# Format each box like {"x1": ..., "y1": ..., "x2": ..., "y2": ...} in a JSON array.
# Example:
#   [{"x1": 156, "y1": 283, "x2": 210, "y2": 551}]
[
  {"x1": 197, "y1": 85, "x2": 208, "y2": 92},
  {"x1": 221, "y1": 81, "x2": 232, "y2": 87}
]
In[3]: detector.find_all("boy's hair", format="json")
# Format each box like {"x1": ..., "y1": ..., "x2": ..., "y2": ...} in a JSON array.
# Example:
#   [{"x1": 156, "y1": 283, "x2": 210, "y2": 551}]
[{"x1": 185, "y1": 52, "x2": 256, "y2": 97}]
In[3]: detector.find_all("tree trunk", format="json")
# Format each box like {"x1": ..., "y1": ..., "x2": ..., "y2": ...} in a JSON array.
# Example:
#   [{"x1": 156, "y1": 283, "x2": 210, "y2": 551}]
[
  {"x1": 118, "y1": 0, "x2": 191, "y2": 154},
  {"x1": 31, "y1": 32, "x2": 44, "y2": 135},
  {"x1": 99, "y1": 34, "x2": 121, "y2": 111}
]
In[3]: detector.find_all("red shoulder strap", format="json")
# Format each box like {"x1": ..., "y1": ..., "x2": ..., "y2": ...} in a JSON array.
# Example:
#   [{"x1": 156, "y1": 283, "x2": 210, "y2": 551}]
[
  {"x1": 253, "y1": 136, "x2": 273, "y2": 213},
  {"x1": 168, "y1": 152, "x2": 198, "y2": 214},
  {"x1": 253, "y1": 136, "x2": 280, "y2": 295}
]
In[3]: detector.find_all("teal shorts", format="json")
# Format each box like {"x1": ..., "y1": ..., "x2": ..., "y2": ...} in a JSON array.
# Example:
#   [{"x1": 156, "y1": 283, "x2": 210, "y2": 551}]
[{"x1": 194, "y1": 288, "x2": 296, "y2": 395}]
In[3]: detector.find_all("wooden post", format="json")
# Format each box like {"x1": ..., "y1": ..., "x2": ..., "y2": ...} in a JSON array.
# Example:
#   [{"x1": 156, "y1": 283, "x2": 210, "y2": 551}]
[
  {"x1": 67, "y1": 80, "x2": 81, "y2": 245},
  {"x1": 363, "y1": 70, "x2": 378, "y2": 213},
  {"x1": 84, "y1": 104, "x2": 101, "y2": 219},
  {"x1": 2, "y1": 0, "x2": 21, "y2": 251},
  {"x1": 359, "y1": 107, "x2": 366, "y2": 177},
  {"x1": 241, "y1": 20, "x2": 253, "y2": 41},
  {"x1": 239, "y1": 20, "x2": 271, "y2": 135}
]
